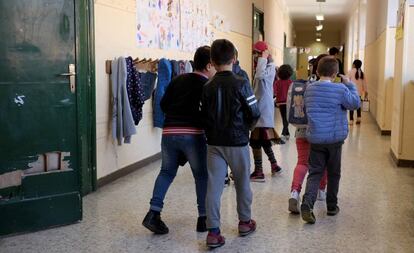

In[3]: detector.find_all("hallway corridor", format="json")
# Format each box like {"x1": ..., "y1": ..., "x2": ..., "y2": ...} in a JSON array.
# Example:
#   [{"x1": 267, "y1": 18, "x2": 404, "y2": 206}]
[{"x1": 1, "y1": 113, "x2": 413, "y2": 253}]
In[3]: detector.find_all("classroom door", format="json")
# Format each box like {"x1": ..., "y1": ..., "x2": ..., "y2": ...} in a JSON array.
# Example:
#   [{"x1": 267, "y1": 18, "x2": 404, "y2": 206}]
[{"x1": 0, "y1": 0, "x2": 84, "y2": 235}]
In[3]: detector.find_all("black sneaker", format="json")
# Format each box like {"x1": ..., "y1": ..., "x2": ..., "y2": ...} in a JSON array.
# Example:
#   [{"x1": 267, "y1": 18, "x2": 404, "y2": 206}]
[
  {"x1": 197, "y1": 216, "x2": 207, "y2": 232},
  {"x1": 142, "y1": 210, "x2": 169, "y2": 234},
  {"x1": 301, "y1": 203, "x2": 316, "y2": 224},
  {"x1": 327, "y1": 205, "x2": 340, "y2": 216}
]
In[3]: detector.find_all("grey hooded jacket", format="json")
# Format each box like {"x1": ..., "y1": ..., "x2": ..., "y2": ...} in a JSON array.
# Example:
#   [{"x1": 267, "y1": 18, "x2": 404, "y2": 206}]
[{"x1": 252, "y1": 57, "x2": 276, "y2": 128}]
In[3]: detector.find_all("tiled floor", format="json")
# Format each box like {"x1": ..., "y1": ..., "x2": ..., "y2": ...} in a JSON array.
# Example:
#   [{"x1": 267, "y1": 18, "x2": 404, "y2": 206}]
[{"x1": 1, "y1": 113, "x2": 414, "y2": 253}]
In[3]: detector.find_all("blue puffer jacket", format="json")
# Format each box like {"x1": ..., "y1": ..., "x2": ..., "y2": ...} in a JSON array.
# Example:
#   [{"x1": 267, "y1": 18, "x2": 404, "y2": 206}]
[
  {"x1": 305, "y1": 80, "x2": 360, "y2": 144},
  {"x1": 153, "y1": 58, "x2": 172, "y2": 128}
]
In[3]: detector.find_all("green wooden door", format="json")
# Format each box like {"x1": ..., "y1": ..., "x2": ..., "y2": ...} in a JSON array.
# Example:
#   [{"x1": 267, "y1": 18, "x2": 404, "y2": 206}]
[{"x1": 0, "y1": 0, "x2": 83, "y2": 235}]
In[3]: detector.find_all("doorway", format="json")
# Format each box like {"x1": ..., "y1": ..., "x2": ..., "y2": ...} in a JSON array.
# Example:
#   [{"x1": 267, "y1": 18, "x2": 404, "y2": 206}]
[{"x1": 0, "y1": 0, "x2": 96, "y2": 236}]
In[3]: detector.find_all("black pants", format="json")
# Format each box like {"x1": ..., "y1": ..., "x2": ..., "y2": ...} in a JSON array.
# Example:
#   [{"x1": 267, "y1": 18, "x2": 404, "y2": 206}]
[
  {"x1": 349, "y1": 108, "x2": 361, "y2": 120},
  {"x1": 278, "y1": 104, "x2": 290, "y2": 136},
  {"x1": 302, "y1": 142, "x2": 343, "y2": 208},
  {"x1": 349, "y1": 96, "x2": 362, "y2": 120}
]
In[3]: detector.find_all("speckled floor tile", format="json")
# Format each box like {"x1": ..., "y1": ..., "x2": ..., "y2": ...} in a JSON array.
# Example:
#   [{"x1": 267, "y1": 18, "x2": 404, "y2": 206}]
[{"x1": 1, "y1": 113, "x2": 413, "y2": 253}]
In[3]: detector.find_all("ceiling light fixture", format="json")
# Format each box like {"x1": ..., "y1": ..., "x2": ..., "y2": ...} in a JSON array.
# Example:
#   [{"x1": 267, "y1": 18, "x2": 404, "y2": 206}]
[
  {"x1": 316, "y1": 38, "x2": 321, "y2": 42},
  {"x1": 316, "y1": 14, "x2": 324, "y2": 21},
  {"x1": 316, "y1": 24, "x2": 323, "y2": 31}
]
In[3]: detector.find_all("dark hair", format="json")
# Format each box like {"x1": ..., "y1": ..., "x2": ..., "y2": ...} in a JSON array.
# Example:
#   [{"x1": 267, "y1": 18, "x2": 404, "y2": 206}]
[
  {"x1": 277, "y1": 64, "x2": 294, "y2": 80},
  {"x1": 312, "y1": 54, "x2": 328, "y2": 75},
  {"x1": 193, "y1": 46, "x2": 211, "y2": 71},
  {"x1": 317, "y1": 56, "x2": 339, "y2": 77},
  {"x1": 211, "y1": 39, "x2": 236, "y2": 66},
  {"x1": 353, "y1": 59, "x2": 364, "y2": 80},
  {"x1": 329, "y1": 47, "x2": 340, "y2": 56}
]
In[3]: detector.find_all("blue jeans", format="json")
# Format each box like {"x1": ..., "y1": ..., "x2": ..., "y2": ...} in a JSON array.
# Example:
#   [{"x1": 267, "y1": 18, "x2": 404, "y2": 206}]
[{"x1": 150, "y1": 134, "x2": 208, "y2": 216}]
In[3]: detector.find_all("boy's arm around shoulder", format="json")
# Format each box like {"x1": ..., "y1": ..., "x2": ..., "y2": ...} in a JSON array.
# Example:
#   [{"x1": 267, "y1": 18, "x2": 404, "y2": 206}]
[{"x1": 240, "y1": 79, "x2": 261, "y2": 129}]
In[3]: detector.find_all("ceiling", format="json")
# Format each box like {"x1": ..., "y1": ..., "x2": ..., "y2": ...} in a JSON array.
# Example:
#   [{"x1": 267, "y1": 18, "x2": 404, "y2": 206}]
[{"x1": 285, "y1": 0, "x2": 358, "y2": 31}]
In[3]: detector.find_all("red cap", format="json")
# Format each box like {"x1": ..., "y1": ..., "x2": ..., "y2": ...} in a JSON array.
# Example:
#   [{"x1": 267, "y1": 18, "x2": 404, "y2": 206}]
[{"x1": 253, "y1": 41, "x2": 268, "y2": 52}]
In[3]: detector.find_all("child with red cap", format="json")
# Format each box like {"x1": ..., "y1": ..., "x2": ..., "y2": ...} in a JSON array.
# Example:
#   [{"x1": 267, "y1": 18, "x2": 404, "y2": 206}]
[{"x1": 250, "y1": 41, "x2": 282, "y2": 182}]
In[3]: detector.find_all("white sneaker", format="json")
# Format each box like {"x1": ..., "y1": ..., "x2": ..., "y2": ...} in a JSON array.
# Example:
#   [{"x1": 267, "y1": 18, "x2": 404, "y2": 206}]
[
  {"x1": 288, "y1": 190, "x2": 300, "y2": 214},
  {"x1": 317, "y1": 189, "x2": 326, "y2": 201}
]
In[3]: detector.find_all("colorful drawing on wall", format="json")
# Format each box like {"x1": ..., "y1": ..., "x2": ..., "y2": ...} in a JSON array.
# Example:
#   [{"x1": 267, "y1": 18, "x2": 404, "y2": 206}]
[
  {"x1": 180, "y1": 0, "x2": 210, "y2": 52},
  {"x1": 136, "y1": 0, "x2": 210, "y2": 51},
  {"x1": 136, "y1": 0, "x2": 181, "y2": 49},
  {"x1": 396, "y1": 0, "x2": 406, "y2": 40}
]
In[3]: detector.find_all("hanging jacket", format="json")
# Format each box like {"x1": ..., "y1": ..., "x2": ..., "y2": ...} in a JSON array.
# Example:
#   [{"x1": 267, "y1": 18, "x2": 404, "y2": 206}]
[
  {"x1": 170, "y1": 60, "x2": 179, "y2": 78},
  {"x1": 125, "y1": 57, "x2": 145, "y2": 125},
  {"x1": 232, "y1": 60, "x2": 249, "y2": 82},
  {"x1": 111, "y1": 57, "x2": 137, "y2": 144},
  {"x1": 305, "y1": 80, "x2": 361, "y2": 144},
  {"x1": 185, "y1": 61, "x2": 193, "y2": 73},
  {"x1": 140, "y1": 72, "x2": 158, "y2": 101},
  {"x1": 153, "y1": 58, "x2": 173, "y2": 128},
  {"x1": 252, "y1": 57, "x2": 276, "y2": 128},
  {"x1": 178, "y1": 60, "x2": 186, "y2": 75}
]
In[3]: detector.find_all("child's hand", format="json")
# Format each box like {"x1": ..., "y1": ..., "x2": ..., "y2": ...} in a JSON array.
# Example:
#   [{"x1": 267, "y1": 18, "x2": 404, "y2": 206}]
[
  {"x1": 339, "y1": 74, "x2": 350, "y2": 84},
  {"x1": 261, "y1": 50, "x2": 270, "y2": 59}
]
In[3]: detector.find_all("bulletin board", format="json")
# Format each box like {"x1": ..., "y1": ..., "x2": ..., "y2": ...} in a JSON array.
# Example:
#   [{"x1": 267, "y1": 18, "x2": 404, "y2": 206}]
[{"x1": 136, "y1": 0, "x2": 210, "y2": 52}]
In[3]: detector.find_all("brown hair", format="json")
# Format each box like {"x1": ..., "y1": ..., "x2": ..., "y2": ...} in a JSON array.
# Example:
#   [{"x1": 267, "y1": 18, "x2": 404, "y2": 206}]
[
  {"x1": 317, "y1": 56, "x2": 339, "y2": 77},
  {"x1": 312, "y1": 54, "x2": 328, "y2": 75},
  {"x1": 211, "y1": 39, "x2": 236, "y2": 66}
]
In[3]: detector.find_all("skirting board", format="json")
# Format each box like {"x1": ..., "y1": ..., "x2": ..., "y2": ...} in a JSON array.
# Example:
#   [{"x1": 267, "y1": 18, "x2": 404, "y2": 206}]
[
  {"x1": 375, "y1": 119, "x2": 391, "y2": 136},
  {"x1": 390, "y1": 149, "x2": 414, "y2": 168},
  {"x1": 97, "y1": 152, "x2": 161, "y2": 188}
]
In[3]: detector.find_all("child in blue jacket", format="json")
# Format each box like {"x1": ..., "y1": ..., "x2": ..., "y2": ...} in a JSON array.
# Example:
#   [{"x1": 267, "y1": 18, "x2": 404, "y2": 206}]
[{"x1": 301, "y1": 56, "x2": 360, "y2": 224}]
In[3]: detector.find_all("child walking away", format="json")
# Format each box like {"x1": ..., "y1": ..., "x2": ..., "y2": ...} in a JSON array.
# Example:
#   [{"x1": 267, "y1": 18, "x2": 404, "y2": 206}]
[
  {"x1": 347, "y1": 59, "x2": 368, "y2": 125},
  {"x1": 202, "y1": 39, "x2": 260, "y2": 248},
  {"x1": 250, "y1": 41, "x2": 282, "y2": 182},
  {"x1": 301, "y1": 56, "x2": 360, "y2": 224},
  {"x1": 274, "y1": 64, "x2": 294, "y2": 140},
  {"x1": 142, "y1": 46, "x2": 216, "y2": 235},
  {"x1": 286, "y1": 78, "x2": 328, "y2": 214}
]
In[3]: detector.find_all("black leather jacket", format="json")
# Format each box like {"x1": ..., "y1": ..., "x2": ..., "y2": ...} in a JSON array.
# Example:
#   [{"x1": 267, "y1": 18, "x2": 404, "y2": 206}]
[{"x1": 201, "y1": 71, "x2": 260, "y2": 146}]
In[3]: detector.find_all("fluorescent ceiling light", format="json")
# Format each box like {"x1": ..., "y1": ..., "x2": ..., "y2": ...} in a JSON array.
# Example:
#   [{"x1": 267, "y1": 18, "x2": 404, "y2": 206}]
[
  {"x1": 316, "y1": 38, "x2": 321, "y2": 42},
  {"x1": 316, "y1": 14, "x2": 324, "y2": 21},
  {"x1": 316, "y1": 24, "x2": 323, "y2": 31}
]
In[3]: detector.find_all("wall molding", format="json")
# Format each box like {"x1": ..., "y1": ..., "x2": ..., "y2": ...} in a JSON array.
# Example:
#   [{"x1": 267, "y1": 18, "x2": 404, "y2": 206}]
[
  {"x1": 97, "y1": 152, "x2": 161, "y2": 188},
  {"x1": 390, "y1": 149, "x2": 414, "y2": 168},
  {"x1": 374, "y1": 115, "x2": 392, "y2": 136}
]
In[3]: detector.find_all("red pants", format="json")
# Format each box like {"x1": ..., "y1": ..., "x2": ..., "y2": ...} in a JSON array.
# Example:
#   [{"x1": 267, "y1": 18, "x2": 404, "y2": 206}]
[{"x1": 291, "y1": 138, "x2": 327, "y2": 192}]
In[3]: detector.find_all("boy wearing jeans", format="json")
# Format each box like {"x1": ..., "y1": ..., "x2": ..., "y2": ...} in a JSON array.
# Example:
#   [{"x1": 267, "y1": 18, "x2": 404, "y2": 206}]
[
  {"x1": 202, "y1": 39, "x2": 260, "y2": 248},
  {"x1": 301, "y1": 56, "x2": 360, "y2": 224}
]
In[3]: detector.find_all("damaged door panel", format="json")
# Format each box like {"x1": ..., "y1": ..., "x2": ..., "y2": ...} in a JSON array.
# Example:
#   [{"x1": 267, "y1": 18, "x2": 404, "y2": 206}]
[{"x1": 0, "y1": 0, "x2": 82, "y2": 236}]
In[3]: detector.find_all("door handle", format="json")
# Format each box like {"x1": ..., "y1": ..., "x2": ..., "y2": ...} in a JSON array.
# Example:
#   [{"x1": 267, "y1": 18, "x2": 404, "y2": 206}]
[
  {"x1": 60, "y1": 72, "x2": 76, "y2": 76},
  {"x1": 60, "y1": 64, "x2": 76, "y2": 93}
]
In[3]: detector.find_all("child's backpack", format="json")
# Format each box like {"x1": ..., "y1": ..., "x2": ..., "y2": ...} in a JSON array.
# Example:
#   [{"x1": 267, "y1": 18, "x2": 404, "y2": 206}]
[{"x1": 287, "y1": 80, "x2": 309, "y2": 126}]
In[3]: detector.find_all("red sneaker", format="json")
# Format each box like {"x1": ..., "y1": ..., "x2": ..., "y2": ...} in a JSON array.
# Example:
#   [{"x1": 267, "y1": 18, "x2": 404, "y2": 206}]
[
  {"x1": 250, "y1": 170, "x2": 265, "y2": 182},
  {"x1": 271, "y1": 163, "x2": 282, "y2": 176},
  {"x1": 238, "y1": 219, "x2": 257, "y2": 236},
  {"x1": 206, "y1": 232, "x2": 225, "y2": 248}
]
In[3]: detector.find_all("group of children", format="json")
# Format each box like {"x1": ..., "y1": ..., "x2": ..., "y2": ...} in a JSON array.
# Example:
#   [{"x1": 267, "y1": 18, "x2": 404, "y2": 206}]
[{"x1": 142, "y1": 39, "x2": 364, "y2": 248}]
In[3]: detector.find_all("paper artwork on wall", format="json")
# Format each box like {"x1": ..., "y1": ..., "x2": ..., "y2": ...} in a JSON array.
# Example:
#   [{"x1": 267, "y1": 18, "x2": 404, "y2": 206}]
[
  {"x1": 211, "y1": 12, "x2": 230, "y2": 33},
  {"x1": 136, "y1": 0, "x2": 210, "y2": 52},
  {"x1": 180, "y1": 0, "x2": 210, "y2": 52},
  {"x1": 136, "y1": 0, "x2": 181, "y2": 50}
]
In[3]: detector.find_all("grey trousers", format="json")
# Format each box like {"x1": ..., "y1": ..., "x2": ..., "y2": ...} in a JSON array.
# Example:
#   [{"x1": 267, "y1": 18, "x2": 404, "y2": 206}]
[{"x1": 206, "y1": 145, "x2": 253, "y2": 229}]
